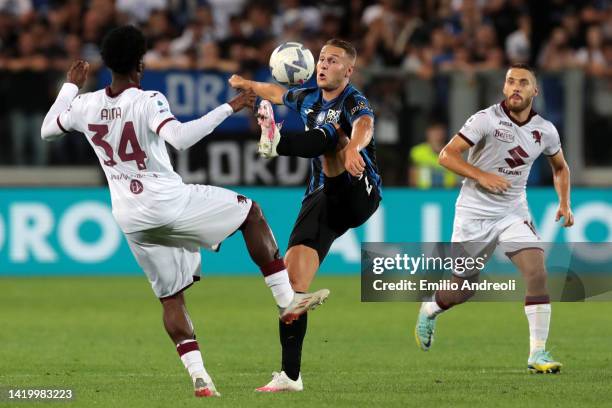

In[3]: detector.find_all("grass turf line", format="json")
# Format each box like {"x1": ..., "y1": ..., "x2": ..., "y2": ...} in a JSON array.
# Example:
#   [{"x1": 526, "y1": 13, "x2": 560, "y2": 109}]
[{"x1": 1, "y1": 276, "x2": 611, "y2": 408}]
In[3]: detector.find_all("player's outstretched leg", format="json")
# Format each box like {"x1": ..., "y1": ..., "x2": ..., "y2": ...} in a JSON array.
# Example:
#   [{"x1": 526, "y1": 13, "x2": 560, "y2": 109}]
[
  {"x1": 160, "y1": 292, "x2": 220, "y2": 397},
  {"x1": 509, "y1": 248, "x2": 561, "y2": 373},
  {"x1": 415, "y1": 274, "x2": 476, "y2": 351},
  {"x1": 239, "y1": 201, "x2": 329, "y2": 320}
]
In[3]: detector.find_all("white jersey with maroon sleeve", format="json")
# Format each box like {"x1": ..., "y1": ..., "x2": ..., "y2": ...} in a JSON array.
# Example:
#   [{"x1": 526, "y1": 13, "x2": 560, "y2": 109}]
[
  {"x1": 57, "y1": 85, "x2": 188, "y2": 233},
  {"x1": 455, "y1": 100, "x2": 561, "y2": 219}
]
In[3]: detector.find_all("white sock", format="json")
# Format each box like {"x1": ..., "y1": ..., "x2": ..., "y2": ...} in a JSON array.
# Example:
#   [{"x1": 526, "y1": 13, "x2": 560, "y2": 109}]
[
  {"x1": 265, "y1": 270, "x2": 294, "y2": 308},
  {"x1": 423, "y1": 295, "x2": 445, "y2": 318},
  {"x1": 177, "y1": 340, "x2": 211, "y2": 383},
  {"x1": 524, "y1": 303, "x2": 551, "y2": 359}
]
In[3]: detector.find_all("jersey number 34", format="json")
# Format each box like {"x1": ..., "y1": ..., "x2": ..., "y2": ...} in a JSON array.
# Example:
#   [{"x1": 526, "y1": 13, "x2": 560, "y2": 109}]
[{"x1": 88, "y1": 121, "x2": 147, "y2": 170}]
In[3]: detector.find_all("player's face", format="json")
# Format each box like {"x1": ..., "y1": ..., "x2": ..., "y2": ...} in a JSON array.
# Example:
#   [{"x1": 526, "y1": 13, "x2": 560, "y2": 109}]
[
  {"x1": 503, "y1": 68, "x2": 538, "y2": 112},
  {"x1": 316, "y1": 45, "x2": 353, "y2": 91}
]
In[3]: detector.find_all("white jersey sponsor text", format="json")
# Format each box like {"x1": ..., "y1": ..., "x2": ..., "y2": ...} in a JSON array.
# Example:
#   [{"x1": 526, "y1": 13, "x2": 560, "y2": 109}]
[{"x1": 456, "y1": 101, "x2": 561, "y2": 218}]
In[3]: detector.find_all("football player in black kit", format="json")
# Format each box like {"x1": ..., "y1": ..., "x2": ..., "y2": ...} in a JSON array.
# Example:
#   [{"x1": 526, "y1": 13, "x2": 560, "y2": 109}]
[{"x1": 229, "y1": 39, "x2": 381, "y2": 392}]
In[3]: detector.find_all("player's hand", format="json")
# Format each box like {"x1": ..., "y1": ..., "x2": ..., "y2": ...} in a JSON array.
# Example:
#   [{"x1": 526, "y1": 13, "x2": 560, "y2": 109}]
[
  {"x1": 476, "y1": 171, "x2": 511, "y2": 194},
  {"x1": 343, "y1": 142, "x2": 366, "y2": 177},
  {"x1": 67, "y1": 60, "x2": 89, "y2": 89},
  {"x1": 228, "y1": 74, "x2": 250, "y2": 90},
  {"x1": 228, "y1": 89, "x2": 256, "y2": 112},
  {"x1": 555, "y1": 204, "x2": 574, "y2": 227}
]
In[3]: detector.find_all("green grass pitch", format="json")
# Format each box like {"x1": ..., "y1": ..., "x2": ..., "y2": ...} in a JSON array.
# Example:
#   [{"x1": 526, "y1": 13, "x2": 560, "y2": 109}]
[{"x1": 2, "y1": 276, "x2": 611, "y2": 407}]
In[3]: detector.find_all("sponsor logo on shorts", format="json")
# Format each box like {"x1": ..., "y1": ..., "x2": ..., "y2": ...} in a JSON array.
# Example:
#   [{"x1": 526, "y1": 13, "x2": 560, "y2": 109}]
[
  {"x1": 130, "y1": 179, "x2": 144, "y2": 194},
  {"x1": 494, "y1": 128, "x2": 514, "y2": 143},
  {"x1": 236, "y1": 195, "x2": 248, "y2": 204}
]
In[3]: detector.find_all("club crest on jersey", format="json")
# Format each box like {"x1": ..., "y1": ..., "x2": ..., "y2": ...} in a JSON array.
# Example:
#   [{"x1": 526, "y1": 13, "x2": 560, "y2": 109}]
[
  {"x1": 316, "y1": 111, "x2": 326, "y2": 125},
  {"x1": 130, "y1": 179, "x2": 144, "y2": 195},
  {"x1": 325, "y1": 109, "x2": 341, "y2": 124},
  {"x1": 532, "y1": 130, "x2": 542, "y2": 145},
  {"x1": 494, "y1": 128, "x2": 514, "y2": 143}
]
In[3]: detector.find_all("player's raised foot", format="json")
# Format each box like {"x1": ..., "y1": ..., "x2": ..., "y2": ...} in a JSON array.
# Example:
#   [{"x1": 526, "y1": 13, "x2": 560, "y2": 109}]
[
  {"x1": 527, "y1": 350, "x2": 562, "y2": 374},
  {"x1": 280, "y1": 289, "x2": 330, "y2": 323},
  {"x1": 415, "y1": 302, "x2": 437, "y2": 351},
  {"x1": 255, "y1": 371, "x2": 303, "y2": 393},
  {"x1": 193, "y1": 377, "x2": 220, "y2": 397},
  {"x1": 256, "y1": 99, "x2": 281, "y2": 158}
]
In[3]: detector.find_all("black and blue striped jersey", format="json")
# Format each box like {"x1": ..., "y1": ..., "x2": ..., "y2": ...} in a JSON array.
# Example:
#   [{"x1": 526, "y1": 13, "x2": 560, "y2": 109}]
[{"x1": 282, "y1": 83, "x2": 382, "y2": 199}]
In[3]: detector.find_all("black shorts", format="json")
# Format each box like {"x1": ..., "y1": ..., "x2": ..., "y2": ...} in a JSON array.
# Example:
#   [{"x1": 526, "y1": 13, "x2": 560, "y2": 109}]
[{"x1": 288, "y1": 171, "x2": 381, "y2": 262}]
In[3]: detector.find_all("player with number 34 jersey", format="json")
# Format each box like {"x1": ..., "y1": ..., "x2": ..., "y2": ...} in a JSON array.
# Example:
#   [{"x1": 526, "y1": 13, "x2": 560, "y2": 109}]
[
  {"x1": 50, "y1": 84, "x2": 201, "y2": 233},
  {"x1": 40, "y1": 25, "x2": 329, "y2": 398}
]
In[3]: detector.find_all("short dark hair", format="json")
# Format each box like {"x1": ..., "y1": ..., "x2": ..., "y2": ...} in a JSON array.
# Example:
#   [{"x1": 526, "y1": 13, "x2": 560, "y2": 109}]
[
  {"x1": 508, "y1": 62, "x2": 537, "y2": 78},
  {"x1": 101, "y1": 25, "x2": 146, "y2": 75},
  {"x1": 325, "y1": 38, "x2": 357, "y2": 61}
]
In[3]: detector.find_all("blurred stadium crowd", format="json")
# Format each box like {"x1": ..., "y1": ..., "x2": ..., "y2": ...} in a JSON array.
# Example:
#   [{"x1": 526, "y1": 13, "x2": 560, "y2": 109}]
[{"x1": 0, "y1": 0, "x2": 610, "y2": 181}]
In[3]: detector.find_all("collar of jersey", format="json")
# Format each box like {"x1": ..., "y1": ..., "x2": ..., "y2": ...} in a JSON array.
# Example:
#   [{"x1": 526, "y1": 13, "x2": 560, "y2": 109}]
[
  {"x1": 105, "y1": 84, "x2": 140, "y2": 98},
  {"x1": 320, "y1": 84, "x2": 352, "y2": 108},
  {"x1": 500, "y1": 99, "x2": 537, "y2": 127}
]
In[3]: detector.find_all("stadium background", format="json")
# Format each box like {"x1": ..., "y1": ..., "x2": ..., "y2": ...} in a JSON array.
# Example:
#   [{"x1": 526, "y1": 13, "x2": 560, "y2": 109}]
[
  {"x1": 0, "y1": 0, "x2": 610, "y2": 275},
  {"x1": 0, "y1": 1, "x2": 611, "y2": 406}
]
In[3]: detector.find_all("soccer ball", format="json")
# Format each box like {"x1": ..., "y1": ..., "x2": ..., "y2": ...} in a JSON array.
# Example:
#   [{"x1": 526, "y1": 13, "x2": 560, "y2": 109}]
[{"x1": 269, "y1": 42, "x2": 315, "y2": 86}]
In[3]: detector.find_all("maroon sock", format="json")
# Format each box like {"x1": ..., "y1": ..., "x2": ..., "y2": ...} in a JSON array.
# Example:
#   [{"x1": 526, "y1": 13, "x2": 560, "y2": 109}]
[
  {"x1": 525, "y1": 295, "x2": 550, "y2": 306},
  {"x1": 260, "y1": 258, "x2": 286, "y2": 277}
]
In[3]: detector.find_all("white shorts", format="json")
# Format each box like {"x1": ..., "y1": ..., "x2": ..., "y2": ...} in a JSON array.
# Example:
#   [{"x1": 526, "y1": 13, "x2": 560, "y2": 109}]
[
  {"x1": 125, "y1": 184, "x2": 252, "y2": 298},
  {"x1": 451, "y1": 211, "x2": 543, "y2": 277}
]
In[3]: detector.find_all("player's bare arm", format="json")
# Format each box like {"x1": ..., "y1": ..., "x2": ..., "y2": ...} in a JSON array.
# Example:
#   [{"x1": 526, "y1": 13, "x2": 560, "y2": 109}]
[
  {"x1": 547, "y1": 150, "x2": 574, "y2": 227},
  {"x1": 342, "y1": 115, "x2": 373, "y2": 177},
  {"x1": 66, "y1": 60, "x2": 89, "y2": 88},
  {"x1": 228, "y1": 74, "x2": 286, "y2": 105},
  {"x1": 439, "y1": 135, "x2": 511, "y2": 194}
]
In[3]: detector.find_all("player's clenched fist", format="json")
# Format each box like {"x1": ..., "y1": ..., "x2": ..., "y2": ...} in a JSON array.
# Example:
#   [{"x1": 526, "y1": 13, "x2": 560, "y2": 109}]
[
  {"x1": 67, "y1": 60, "x2": 89, "y2": 89},
  {"x1": 555, "y1": 204, "x2": 574, "y2": 227},
  {"x1": 476, "y1": 171, "x2": 511, "y2": 194},
  {"x1": 228, "y1": 89, "x2": 257, "y2": 112},
  {"x1": 228, "y1": 74, "x2": 249, "y2": 90},
  {"x1": 343, "y1": 144, "x2": 366, "y2": 177}
]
